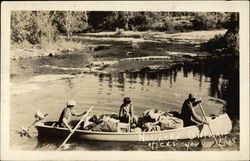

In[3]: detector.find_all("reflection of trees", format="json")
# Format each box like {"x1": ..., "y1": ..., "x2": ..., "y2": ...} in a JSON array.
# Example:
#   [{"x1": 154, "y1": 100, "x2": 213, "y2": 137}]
[
  {"x1": 117, "y1": 73, "x2": 125, "y2": 91},
  {"x1": 107, "y1": 74, "x2": 113, "y2": 89},
  {"x1": 186, "y1": 58, "x2": 239, "y2": 118},
  {"x1": 209, "y1": 74, "x2": 220, "y2": 98},
  {"x1": 98, "y1": 73, "x2": 104, "y2": 94},
  {"x1": 99, "y1": 73, "x2": 104, "y2": 83},
  {"x1": 96, "y1": 58, "x2": 238, "y2": 118},
  {"x1": 183, "y1": 64, "x2": 192, "y2": 77},
  {"x1": 67, "y1": 78, "x2": 74, "y2": 89},
  {"x1": 138, "y1": 72, "x2": 146, "y2": 86}
]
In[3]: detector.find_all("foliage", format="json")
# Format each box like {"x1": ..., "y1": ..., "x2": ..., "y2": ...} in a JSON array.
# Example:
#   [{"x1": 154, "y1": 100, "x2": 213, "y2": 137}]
[
  {"x1": 87, "y1": 11, "x2": 119, "y2": 31},
  {"x1": 202, "y1": 13, "x2": 239, "y2": 55},
  {"x1": 191, "y1": 12, "x2": 227, "y2": 30},
  {"x1": 11, "y1": 11, "x2": 57, "y2": 45},
  {"x1": 202, "y1": 34, "x2": 226, "y2": 53},
  {"x1": 11, "y1": 11, "x2": 231, "y2": 48},
  {"x1": 53, "y1": 11, "x2": 88, "y2": 41},
  {"x1": 11, "y1": 11, "x2": 39, "y2": 44},
  {"x1": 114, "y1": 28, "x2": 125, "y2": 36}
]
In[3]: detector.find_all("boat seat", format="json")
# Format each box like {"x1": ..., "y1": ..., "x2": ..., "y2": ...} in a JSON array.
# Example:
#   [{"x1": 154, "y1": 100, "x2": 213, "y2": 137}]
[{"x1": 117, "y1": 122, "x2": 130, "y2": 132}]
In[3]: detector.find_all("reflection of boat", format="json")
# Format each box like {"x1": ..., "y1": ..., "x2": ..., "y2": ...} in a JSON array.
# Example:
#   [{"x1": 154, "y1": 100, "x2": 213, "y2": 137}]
[{"x1": 35, "y1": 114, "x2": 232, "y2": 142}]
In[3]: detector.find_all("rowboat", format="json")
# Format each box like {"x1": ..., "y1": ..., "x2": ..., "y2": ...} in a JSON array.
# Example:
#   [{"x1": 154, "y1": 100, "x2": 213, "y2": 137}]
[{"x1": 35, "y1": 114, "x2": 232, "y2": 142}]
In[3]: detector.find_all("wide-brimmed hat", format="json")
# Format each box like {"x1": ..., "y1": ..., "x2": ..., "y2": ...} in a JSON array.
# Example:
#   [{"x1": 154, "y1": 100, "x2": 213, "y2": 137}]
[{"x1": 67, "y1": 100, "x2": 76, "y2": 106}]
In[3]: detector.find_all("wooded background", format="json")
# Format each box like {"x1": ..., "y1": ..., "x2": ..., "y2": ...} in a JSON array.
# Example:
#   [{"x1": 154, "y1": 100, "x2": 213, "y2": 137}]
[{"x1": 11, "y1": 11, "x2": 239, "y2": 55}]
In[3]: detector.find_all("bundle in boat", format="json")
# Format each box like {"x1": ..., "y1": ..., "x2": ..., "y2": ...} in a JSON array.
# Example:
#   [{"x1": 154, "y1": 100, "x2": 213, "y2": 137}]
[
  {"x1": 141, "y1": 109, "x2": 184, "y2": 132},
  {"x1": 77, "y1": 109, "x2": 184, "y2": 133},
  {"x1": 83, "y1": 114, "x2": 120, "y2": 132}
]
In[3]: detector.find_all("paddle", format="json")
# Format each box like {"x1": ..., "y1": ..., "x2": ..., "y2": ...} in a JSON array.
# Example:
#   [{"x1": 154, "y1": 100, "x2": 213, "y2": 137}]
[
  {"x1": 56, "y1": 106, "x2": 94, "y2": 151},
  {"x1": 198, "y1": 102, "x2": 219, "y2": 145}
]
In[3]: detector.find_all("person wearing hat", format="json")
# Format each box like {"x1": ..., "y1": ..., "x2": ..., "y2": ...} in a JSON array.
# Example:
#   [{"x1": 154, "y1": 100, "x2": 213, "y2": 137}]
[
  {"x1": 181, "y1": 94, "x2": 208, "y2": 127},
  {"x1": 58, "y1": 100, "x2": 86, "y2": 132}
]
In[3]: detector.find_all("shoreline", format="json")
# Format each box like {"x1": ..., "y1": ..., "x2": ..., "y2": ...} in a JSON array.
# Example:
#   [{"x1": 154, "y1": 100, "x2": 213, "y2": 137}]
[{"x1": 11, "y1": 30, "x2": 229, "y2": 74}]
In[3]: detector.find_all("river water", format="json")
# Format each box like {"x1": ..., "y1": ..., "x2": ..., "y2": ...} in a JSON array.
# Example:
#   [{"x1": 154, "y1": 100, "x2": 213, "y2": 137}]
[{"x1": 10, "y1": 55, "x2": 239, "y2": 151}]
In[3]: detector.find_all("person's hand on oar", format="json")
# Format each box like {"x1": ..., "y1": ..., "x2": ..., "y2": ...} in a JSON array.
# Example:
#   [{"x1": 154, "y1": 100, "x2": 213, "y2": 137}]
[
  {"x1": 69, "y1": 128, "x2": 73, "y2": 133},
  {"x1": 195, "y1": 95, "x2": 225, "y2": 148},
  {"x1": 57, "y1": 106, "x2": 94, "y2": 151}
]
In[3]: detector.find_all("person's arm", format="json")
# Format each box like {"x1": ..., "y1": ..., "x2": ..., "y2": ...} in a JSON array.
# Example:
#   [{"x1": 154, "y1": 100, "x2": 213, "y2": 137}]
[
  {"x1": 192, "y1": 99, "x2": 202, "y2": 106},
  {"x1": 62, "y1": 118, "x2": 73, "y2": 132},
  {"x1": 72, "y1": 110, "x2": 86, "y2": 117},
  {"x1": 130, "y1": 104, "x2": 134, "y2": 120},
  {"x1": 189, "y1": 105, "x2": 208, "y2": 124},
  {"x1": 152, "y1": 121, "x2": 160, "y2": 125},
  {"x1": 119, "y1": 105, "x2": 122, "y2": 118}
]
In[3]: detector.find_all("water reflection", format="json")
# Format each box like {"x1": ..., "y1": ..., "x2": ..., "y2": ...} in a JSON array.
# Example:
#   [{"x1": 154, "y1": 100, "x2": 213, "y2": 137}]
[
  {"x1": 11, "y1": 56, "x2": 239, "y2": 151},
  {"x1": 97, "y1": 57, "x2": 239, "y2": 119}
]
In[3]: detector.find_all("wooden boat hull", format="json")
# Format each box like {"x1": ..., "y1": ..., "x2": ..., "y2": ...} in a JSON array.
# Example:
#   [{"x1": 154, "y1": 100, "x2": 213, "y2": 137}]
[{"x1": 35, "y1": 114, "x2": 232, "y2": 142}]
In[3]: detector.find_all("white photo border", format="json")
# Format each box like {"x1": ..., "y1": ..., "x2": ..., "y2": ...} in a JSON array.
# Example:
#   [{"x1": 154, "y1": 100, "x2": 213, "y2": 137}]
[{"x1": 1, "y1": 1, "x2": 249, "y2": 160}]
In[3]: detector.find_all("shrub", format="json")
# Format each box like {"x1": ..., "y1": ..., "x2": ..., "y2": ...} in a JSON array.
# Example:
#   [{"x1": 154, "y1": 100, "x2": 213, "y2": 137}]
[
  {"x1": 191, "y1": 13, "x2": 217, "y2": 30},
  {"x1": 224, "y1": 32, "x2": 239, "y2": 55},
  {"x1": 114, "y1": 28, "x2": 125, "y2": 36},
  {"x1": 202, "y1": 31, "x2": 239, "y2": 55},
  {"x1": 202, "y1": 13, "x2": 239, "y2": 55},
  {"x1": 202, "y1": 34, "x2": 226, "y2": 53}
]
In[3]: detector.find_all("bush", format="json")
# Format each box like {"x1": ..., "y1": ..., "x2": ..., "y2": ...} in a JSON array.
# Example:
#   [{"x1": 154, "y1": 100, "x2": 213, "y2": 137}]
[
  {"x1": 191, "y1": 13, "x2": 217, "y2": 30},
  {"x1": 224, "y1": 32, "x2": 239, "y2": 55},
  {"x1": 114, "y1": 28, "x2": 125, "y2": 36},
  {"x1": 202, "y1": 32, "x2": 239, "y2": 55},
  {"x1": 202, "y1": 34, "x2": 226, "y2": 53},
  {"x1": 202, "y1": 13, "x2": 239, "y2": 55}
]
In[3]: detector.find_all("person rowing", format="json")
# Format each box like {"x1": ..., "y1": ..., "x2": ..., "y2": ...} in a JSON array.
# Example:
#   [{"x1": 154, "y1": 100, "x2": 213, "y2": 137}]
[
  {"x1": 58, "y1": 100, "x2": 87, "y2": 132},
  {"x1": 181, "y1": 94, "x2": 209, "y2": 127}
]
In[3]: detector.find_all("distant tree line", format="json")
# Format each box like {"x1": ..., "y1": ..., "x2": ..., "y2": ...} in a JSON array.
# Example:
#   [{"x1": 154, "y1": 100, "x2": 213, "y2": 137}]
[
  {"x1": 11, "y1": 11, "x2": 238, "y2": 55},
  {"x1": 11, "y1": 11, "x2": 230, "y2": 44}
]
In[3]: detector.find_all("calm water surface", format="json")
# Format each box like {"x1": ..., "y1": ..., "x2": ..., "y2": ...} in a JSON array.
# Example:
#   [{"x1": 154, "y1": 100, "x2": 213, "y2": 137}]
[{"x1": 10, "y1": 56, "x2": 239, "y2": 151}]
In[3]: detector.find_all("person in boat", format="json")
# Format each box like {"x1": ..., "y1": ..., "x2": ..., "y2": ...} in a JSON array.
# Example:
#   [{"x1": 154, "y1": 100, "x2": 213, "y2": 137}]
[
  {"x1": 58, "y1": 100, "x2": 86, "y2": 132},
  {"x1": 119, "y1": 97, "x2": 135, "y2": 126},
  {"x1": 181, "y1": 94, "x2": 208, "y2": 127}
]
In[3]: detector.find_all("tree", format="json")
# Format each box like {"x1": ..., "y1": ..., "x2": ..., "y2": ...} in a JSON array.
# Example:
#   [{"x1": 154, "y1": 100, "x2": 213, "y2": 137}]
[
  {"x1": 87, "y1": 11, "x2": 119, "y2": 31},
  {"x1": 11, "y1": 11, "x2": 40, "y2": 44},
  {"x1": 224, "y1": 13, "x2": 239, "y2": 55},
  {"x1": 54, "y1": 11, "x2": 88, "y2": 40},
  {"x1": 35, "y1": 11, "x2": 57, "y2": 44},
  {"x1": 191, "y1": 13, "x2": 217, "y2": 30},
  {"x1": 202, "y1": 13, "x2": 239, "y2": 55}
]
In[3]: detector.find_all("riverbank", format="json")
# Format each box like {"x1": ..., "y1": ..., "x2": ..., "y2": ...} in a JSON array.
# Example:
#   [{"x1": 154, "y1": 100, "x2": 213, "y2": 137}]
[{"x1": 11, "y1": 30, "x2": 227, "y2": 74}]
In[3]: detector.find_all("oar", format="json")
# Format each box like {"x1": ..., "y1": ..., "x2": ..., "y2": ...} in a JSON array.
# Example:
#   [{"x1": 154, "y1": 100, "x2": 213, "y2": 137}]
[
  {"x1": 198, "y1": 103, "x2": 219, "y2": 145},
  {"x1": 56, "y1": 106, "x2": 94, "y2": 151}
]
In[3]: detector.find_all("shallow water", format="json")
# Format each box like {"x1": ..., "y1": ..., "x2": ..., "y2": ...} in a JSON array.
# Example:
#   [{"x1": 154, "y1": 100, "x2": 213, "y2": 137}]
[{"x1": 10, "y1": 56, "x2": 239, "y2": 151}]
